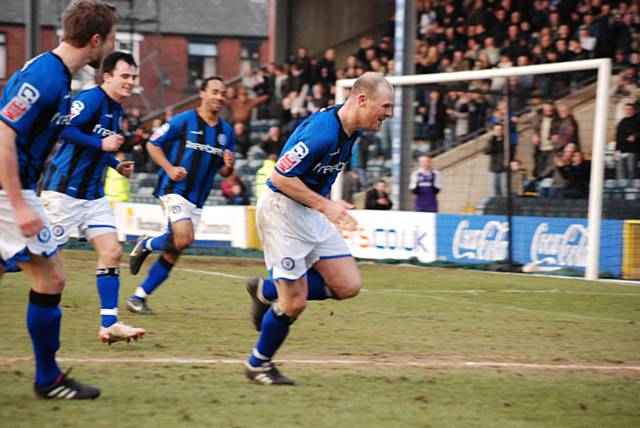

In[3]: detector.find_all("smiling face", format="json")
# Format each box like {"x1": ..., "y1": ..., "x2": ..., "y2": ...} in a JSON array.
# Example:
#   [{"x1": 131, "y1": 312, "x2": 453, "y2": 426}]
[
  {"x1": 200, "y1": 78, "x2": 226, "y2": 114},
  {"x1": 358, "y1": 87, "x2": 394, "y2": 131},
  {"x1": 103, "y1": 59, "x2": 138, "y2": 100}
]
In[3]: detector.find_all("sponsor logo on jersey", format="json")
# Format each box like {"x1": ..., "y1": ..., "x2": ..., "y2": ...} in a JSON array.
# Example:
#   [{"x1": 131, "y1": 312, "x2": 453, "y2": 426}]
[
  {"x1": 69, "y1": 100, "x2": 85, "y2": 120},
  {"x1": 313, "y1": 161, "x2": 346, "y2": 175},
  {"x1": 0, "y1": 82, "x2": 40, "y2": 122},
  {"x1": 276, "y1": 141, "x2": 309, "y2": 173},
  {"x1": 190, "y1": 130, "x2": 204, "y2": 135},
  {"x1": 93, "y1": 123, "x2": 116, "y2": 137},
  {"x1": 50, "y1": 112, "x2": 72, "y2": 126},
  {"x1": 150, "y1": 123, "x2": 170, "y2": 141},
  {"x1": 281, "y1": 257, "x2": 295, "y2": 271},
  {"x1": 185, "y1": 140, "x2": 223, "y2": 156}
]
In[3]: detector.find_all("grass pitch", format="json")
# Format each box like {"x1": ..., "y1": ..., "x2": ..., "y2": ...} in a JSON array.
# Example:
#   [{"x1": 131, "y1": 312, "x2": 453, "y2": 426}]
[{"x1": 0, "y1": 250, "x2": 638, "y2": 427}]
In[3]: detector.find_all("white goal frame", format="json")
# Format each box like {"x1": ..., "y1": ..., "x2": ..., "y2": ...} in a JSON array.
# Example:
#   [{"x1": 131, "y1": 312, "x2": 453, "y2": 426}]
[{"x1": 335, "y1": 59, "x2": 612, "y2": 281}]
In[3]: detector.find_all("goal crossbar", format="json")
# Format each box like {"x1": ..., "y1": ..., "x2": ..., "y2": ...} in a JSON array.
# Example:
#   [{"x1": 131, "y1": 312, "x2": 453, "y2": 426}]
[{"x1": 335, "y1": 58, "x2": 612, "y2": 280}]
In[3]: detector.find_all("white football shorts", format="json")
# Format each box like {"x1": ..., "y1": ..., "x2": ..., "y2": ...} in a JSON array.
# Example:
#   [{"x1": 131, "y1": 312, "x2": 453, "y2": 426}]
[
  {"x1": 159, "y1": 193, "x2": 202, "y2": 229},
  {"x1": 256, "y1": 188, "x2": 351, "y2": 281},
  {"x1": 40, "y1": 190, "x2": 116, "y2": 245},
  {"x1": 0, "y1": 190, "x2": 58, "y2": 262}
]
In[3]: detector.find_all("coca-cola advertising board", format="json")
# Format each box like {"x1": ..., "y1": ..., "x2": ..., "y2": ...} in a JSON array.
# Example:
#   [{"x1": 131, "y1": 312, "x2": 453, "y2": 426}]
[{"x1": 436, "y1": 214, "x2": 623, "y2": 277}]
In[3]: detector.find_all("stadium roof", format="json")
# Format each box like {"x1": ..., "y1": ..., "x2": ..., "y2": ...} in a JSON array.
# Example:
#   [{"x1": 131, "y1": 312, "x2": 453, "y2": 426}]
[{"x1": 1, "y1": 0, "x2": 269, "y2": 38}]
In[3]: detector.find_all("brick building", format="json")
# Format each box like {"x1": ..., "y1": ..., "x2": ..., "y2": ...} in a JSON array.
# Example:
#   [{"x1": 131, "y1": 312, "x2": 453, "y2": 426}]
[{"x1": 0, "y1": 0, "x2": 270, "y2": 113}]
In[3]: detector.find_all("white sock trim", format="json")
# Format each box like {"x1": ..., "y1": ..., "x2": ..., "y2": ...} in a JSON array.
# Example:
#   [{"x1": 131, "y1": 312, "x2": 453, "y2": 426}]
[
  {"x1": 134, "y1": 287, "x2": 148, "y2": 299},
  {"x1": 252, "y1": 348, "x2": 270, "y2": 361},
  {"x1": 100, "y1": 308, "x2": 118, "y2": 316}
]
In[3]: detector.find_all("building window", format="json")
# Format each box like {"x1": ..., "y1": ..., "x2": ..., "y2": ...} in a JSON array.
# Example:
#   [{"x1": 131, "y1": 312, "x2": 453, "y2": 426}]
[
  {"x1": 0, "y1": 33, "x2": 6, "y2": 79},
  {"x1": 240, "y1": 42, "x2": 261, "y2": 74},
  {"x1": 115, "y1": 32, "x2": 143, "y2": 68},
  {"x1": 188, "y1": 42, "x2": 218, "y2": 88}
]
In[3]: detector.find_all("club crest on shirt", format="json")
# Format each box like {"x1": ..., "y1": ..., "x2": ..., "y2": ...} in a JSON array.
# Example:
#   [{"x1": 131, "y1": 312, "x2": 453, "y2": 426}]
[
  {"x1": 276, "y1": 141, "x2": 309, "y2": 173},
  {"x1": 69, "y1": 100, "x2": 85, "y2": 120},
  {"x1": 37, "y1": 227, "x2": 52, "y2": 244},
  {"x1": 172, "y1": 205, "x2": 182, "y2": 214},
  {"x1": 0, "y1": 82, "x2": 40, "y2": 122},
  {"x1": 217, "y1": 133, "x2": 227, "y2": 146},
  {"x1": 281, "y1": 257, "x2": 295, "y2": 271}
]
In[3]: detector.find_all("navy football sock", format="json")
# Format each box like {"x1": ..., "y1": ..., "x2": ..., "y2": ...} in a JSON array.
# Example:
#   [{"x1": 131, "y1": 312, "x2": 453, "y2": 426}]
[
  {"x1": 146, "y1": 232, "x2": 171, "y2": 251},
  {"x1": 261, "y1": 268, "x2": 333, "y2": 302},
  {"x1": 96, "y1": 268, "x2": 119, "y2": 327},
  {"x1": 133, "y1": 256, "x2": 173, "y2": 300},
  {"x1": 248, "y1": 306, "x2": 293, "y2": 367},
  {"x1": 27, "y1": 290, "x2": 63, "y2": 388}
]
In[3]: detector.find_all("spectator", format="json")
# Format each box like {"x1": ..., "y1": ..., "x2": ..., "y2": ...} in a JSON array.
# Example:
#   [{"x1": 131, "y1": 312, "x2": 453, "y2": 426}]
[
  {"x1": 556, "y1": 104, "x2": 580, "y2": 151},
  {"x1": 578, "y1": 26, "x2": 597, "y2": 52},
  {"x1": 234, "y1": 122, "x2": 251, "y2": 158},
  {"x1": 342, "y1": 169, "x2": 362, "y2": 205},
  {"x1": 229, "y1": 88, "x2": 269, "y2": 127},
  {"x1": 559, "y1": 151, "x2": 591, "y2": 199},
  {"x1": 221, "y1": 174, "x2": 249, "y2": 205},
  {"x1": 418, "y1": 90, "x2": 446, "y2": 151},
  {"x1": 532, "y1": 102, "x2": 560, "y2": 178},
  {"x1": 539, "y1": 143, "x2": 577, "y2": 198},
  {"x1": 255, "y1": 154, "x2": 277, "y2": 201},
  {"x1": 615, "y1": 103, "x2": 640, "y2": 180},
  {"x1": 409, "y1": 154, "x2": 441, "y2": 213},
  {"x1": 484, "y1": 123, "x2": 507, "y2": 196},
  {"x1": 260, "y1": 126, "x2": 284, "y2": 157},
  {"x1": 365, "y1": 179, "x2": 393, "y2": 210},
  {"x1": 509, "y1": 159, "x2": 528, "y2": 196}
]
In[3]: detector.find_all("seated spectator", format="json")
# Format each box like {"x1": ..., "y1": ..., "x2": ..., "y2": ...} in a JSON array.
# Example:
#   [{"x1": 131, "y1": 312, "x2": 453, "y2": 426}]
[
  {"x1": 539, "y1": 143, "x2": 577, "y2": 199},
  {"x1": 615, "y1": 103, "x2": 640, "y2": 180},
  {"x1": 365, "y1": 179, "x2": 393, "y2": 210},
  {"x1": 221, "y1": 174, "x2": 249, "y2": 205}
]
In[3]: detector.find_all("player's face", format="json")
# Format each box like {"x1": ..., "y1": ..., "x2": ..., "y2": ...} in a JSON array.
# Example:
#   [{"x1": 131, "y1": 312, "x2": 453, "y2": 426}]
[
  {"x1": 361, "y1": 88, "x2": 393, "y2": 131},
  {"x1": 88, "y1": 26, "x2": 117, "y2": 69},
  {"x1": 104, "y1": 60, "x2": 138, "y2": 100},
  {"x1": 201, "y1": 79, "x2": 227, "y2": 114}
]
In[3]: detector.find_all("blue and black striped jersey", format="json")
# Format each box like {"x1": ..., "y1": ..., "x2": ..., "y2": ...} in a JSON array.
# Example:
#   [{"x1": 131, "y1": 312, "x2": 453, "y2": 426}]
[
  {"x1": 268, "y1": 105, "x2": 362, "y2": 198},
  {"x1": 41, "y1": 86, "x2": 121, "y2": 200},
  {"x1": 0, "y1": 52, "x2": 72, "y2": 190},
  {"x1": 152, "y1": 109, "x2": 236, "y2": 208}
]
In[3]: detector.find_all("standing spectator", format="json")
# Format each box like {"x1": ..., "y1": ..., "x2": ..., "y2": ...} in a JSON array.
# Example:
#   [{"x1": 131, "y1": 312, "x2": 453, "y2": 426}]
[
  {"x1": 418, "y1": 90, "x2": 446, "y2": 151},
  {"x1": 365, "y1": 180, "x2": 393, "y2": 210},
  {"x1": 260, "y1": 126, "x2": 284, "y2": 157},
  {"x1": 559, "y1": 151, "x2": 591, "y2": 199},
  {"x1": 484, "y1": 123, "x2": 507, "y2": 196},
  {"x1": 539, "y1": 143, "x2": 577, "y2": 198},
  {"x1": 509, "y1": 159, "x2": 528, "y2": 196},
  {"x1": 409, "y1": 154, "x2": 441, "y2": 213},
  {"x1": 532, "y1": 102, "x2": 559, "y2": 178},
  {"x1": 341, "y1": 169, "x2": 362, "y2": 205},
  {"x1": 230, "y1": 88, "x2": 269, "y2": 127},
  {"x1": 615, "y1": 103, "x2": 640, "y2": 180},
  {"x1": 234, "y1": 122, "x2": 251, "y2": 158},
  {"x1": 556, "y1": 104, "x2": 580, "y2": 151}
]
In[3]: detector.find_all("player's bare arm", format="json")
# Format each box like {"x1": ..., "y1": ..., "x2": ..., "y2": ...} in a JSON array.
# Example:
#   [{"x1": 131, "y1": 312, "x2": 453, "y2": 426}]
[
  {"x1": 270, "y1": 170, "x2": 357, "y2": 231},
  {"x1": 0, "y1": 121, "x2": 43, "y2": 236},
  {"x1": 147, "y1": 143, "x2": 187, "y2": 181}
]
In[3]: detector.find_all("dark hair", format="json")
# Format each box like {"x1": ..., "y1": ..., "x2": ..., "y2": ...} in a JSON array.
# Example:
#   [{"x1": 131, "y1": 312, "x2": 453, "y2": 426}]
[
  {"x1": 200, "y1": 76, "x2": 224, "y2": 91},
  {"x1": 61, "y1": 0, "x2": 118, "y2": 48},
  {"x1": 102, "y1": 51, "x2": 136, "y2": 74}
]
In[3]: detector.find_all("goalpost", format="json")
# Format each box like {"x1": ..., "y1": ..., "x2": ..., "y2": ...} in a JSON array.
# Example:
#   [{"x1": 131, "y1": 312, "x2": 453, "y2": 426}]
[{"x1": 335, "y1": 59, "x2": 612, "y2": 281}]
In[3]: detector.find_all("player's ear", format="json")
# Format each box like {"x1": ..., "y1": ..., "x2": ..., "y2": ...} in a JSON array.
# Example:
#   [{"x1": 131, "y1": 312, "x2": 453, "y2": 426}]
[
  {"x1": 90, "y1": 33, "x2": 102, "y2": 48},
  {"x1": 357, "y1": 93, "x2": 367, "y2": 107}
]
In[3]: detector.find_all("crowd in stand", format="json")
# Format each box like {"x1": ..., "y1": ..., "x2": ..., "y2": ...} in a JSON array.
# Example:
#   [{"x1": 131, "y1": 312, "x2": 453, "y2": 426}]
[{"x1": 114, "y1": 0, "x2": 640, "y2": 206}]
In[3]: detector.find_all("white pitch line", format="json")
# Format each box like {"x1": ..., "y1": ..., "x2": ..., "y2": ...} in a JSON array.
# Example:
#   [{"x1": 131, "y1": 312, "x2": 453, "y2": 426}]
[
  {"x1": 1, "y1": 356, "x2": 639, "y2": 372},
  {"x1": 179, "y1": 268, "x2": 247, "y2": 280}
]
